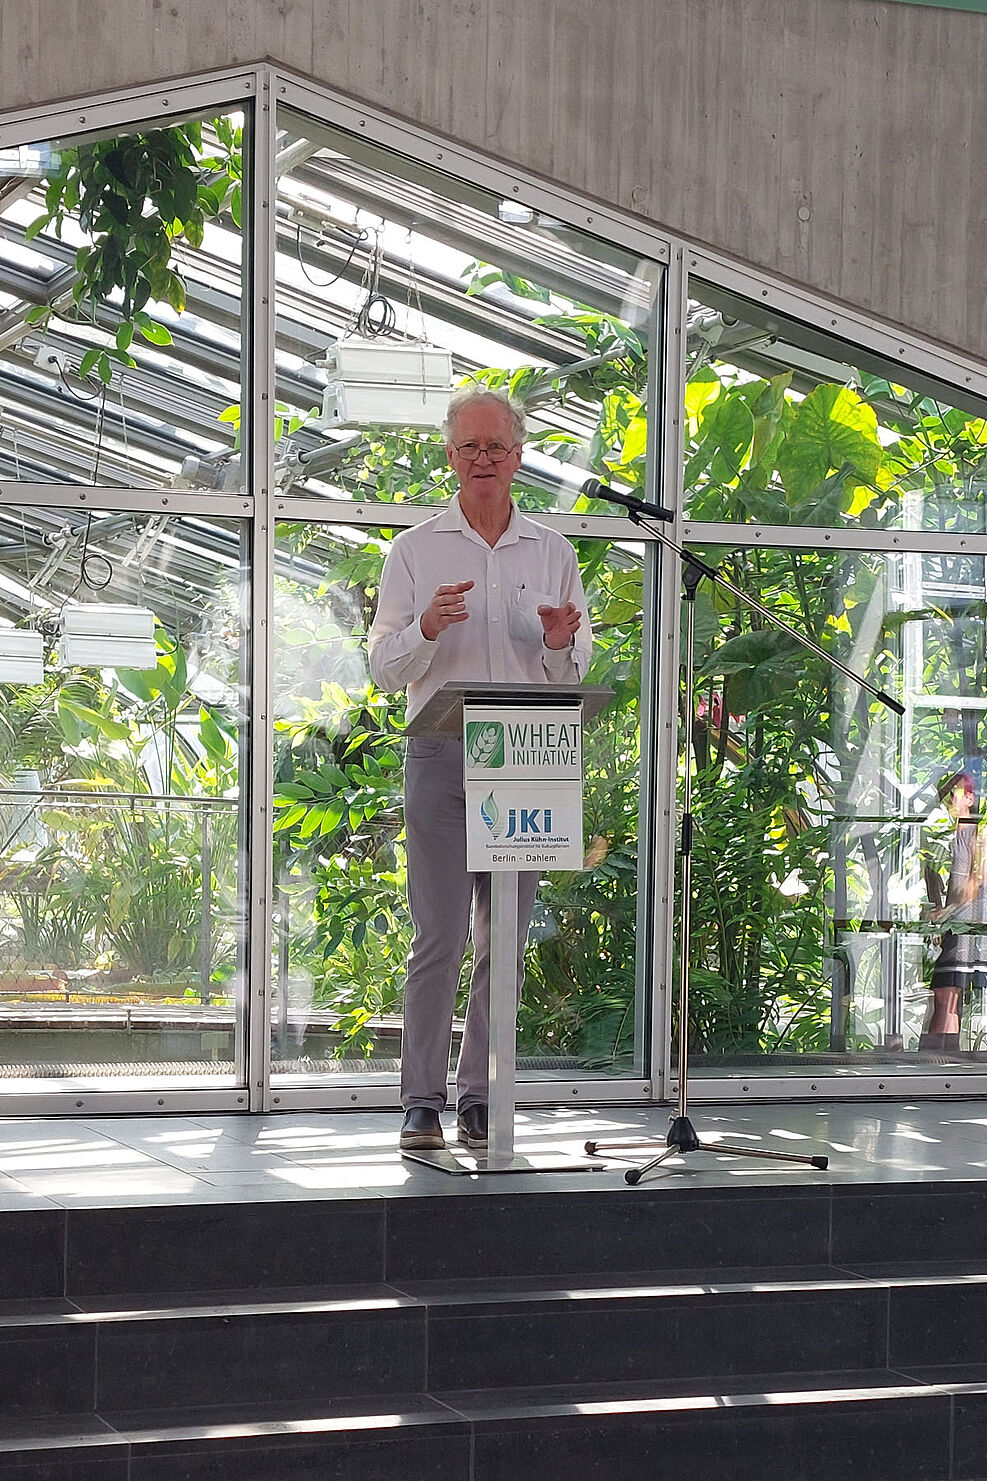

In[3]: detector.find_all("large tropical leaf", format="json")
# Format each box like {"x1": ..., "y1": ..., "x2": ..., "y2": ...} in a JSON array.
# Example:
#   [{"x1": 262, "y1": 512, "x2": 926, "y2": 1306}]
[{"x1": 777, "y1": 385, "x2": 883, "y2": 502}]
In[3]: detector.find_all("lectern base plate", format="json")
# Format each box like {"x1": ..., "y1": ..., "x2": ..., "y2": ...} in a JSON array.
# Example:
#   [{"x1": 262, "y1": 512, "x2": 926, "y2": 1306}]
[{"x1": 401, "y1": 1147, "x2": 605, "y2": 1176}]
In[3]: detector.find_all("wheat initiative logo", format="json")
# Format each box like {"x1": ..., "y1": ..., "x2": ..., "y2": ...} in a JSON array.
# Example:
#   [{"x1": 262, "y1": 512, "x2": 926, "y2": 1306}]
[{"x1": 465, "y1": 720, "x2": 505, "y2": 768}]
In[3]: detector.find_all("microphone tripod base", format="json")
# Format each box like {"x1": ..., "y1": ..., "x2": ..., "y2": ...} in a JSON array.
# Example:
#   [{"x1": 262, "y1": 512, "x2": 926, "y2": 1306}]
[{"x1": 587, "y1": 1114, "x2": 829, "y2": 1186}]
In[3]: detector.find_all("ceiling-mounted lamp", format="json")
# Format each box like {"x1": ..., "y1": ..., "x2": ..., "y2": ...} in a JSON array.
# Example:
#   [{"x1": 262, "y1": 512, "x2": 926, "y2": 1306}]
[
  {"x1": 58, "y1": 604, "x2": 157, "y2": 670},
  {"x1": 314, "y1": 339, "x2": 452, "y2": 432},
  {"x1": 0, "y1": 629, "x2": 44, "y2": 684}
]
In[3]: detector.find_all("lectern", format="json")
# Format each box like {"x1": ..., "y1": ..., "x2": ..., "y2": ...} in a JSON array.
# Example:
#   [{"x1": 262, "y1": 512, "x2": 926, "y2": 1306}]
[{"x1": 404, "y1": 681, "x2": 612, "y2": 1175}]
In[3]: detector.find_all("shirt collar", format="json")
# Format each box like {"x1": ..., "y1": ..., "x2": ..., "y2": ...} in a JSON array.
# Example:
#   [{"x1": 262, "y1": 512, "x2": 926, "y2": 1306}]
[{"x1": 434, "y1": 494, "x2": 543, "y2": 547}]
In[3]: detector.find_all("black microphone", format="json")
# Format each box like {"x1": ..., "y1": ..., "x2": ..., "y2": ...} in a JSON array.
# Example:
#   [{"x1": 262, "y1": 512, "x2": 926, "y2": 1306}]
[{"x1": 581, "y1": 478, "x2": 674, "y2": 522}]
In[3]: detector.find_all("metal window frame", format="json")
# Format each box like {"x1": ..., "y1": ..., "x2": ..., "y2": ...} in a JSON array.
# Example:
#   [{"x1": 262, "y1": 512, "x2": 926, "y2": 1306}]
[{"x1": 0, "y1": 61, "x2": 985, "y2": 1110}]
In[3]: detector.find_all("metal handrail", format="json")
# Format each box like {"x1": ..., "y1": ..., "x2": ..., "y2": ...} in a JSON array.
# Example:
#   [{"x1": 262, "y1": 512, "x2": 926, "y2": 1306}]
[{"x1": 0, "y1": 787, "x2": 235, "y2": 809}]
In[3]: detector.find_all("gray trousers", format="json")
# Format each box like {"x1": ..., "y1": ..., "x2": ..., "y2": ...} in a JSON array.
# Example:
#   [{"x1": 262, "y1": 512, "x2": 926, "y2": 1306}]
[{"x1": 401, "y1": 736, "x2": 539, "y2": 1112}]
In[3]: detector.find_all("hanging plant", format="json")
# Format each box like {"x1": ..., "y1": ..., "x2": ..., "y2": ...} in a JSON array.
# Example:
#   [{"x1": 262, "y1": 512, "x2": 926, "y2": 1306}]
[{"x1": 23, "y1": 115, "x2": 242, "y2": 383}]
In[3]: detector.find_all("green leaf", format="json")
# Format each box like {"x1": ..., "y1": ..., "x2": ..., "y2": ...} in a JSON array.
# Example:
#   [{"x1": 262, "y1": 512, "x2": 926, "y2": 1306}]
[
  {"x1": 23, "y1": 213, "x2": 50, "y2": 241},
  {"x1": 114, "y1": 668, "x2": 160, "y2": 702},
  {"x1": 618, "y1": 413, "x2": 648, "y2": 466},
  {"x1": 197, "y1": 707, "x2": 228, "y2": 762},
  {"x1": 698, "y1": 629, "x2": 804, "y2": 680},
  {"x1": 708, "y1": 397, "x2": 755, "y2": 484},
  {"x1": 298, "y1": 805, "x2": 326, "y2": 839},
  {"x1": 137, "y1": 318, "x2": 172, "y2": 345},
  {"x1": 777, "y1": 385, "x2": 883, "y2": 502},
  {"x1": 318, "y1": 801, "x2": 345, "y2": 834},
  {"x1": 685, "y1": 393, "x2": 754, "y2": 486},
  {"x1": 115, "y1": 321, "x2": 134, "y2": 351},
  {"x1": 165, "y1": 273, "x2": 186, "y2": 314},
  {"x1": 23, "y1": 304, "x2": 50, "y2": 325},
  {"x1": 57, "y1": 697, "x2": 130, "y2": 739},
  {"x1": 78, "y1": 347, "x2": 101, "y2": 379},
  {"x1": 685, "y1": 368, "x2": 721, "y2": 421},
  {"x1": 788, "y1": 465, "x2": 852, "y2": 525},
  {"x1": 273, "y1": 803, "x2": 307, "y2": 831}
]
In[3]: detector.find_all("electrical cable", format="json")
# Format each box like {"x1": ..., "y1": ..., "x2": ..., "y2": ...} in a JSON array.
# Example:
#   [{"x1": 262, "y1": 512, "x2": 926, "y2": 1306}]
[
  {"x1": 355, "y1": 292, "x2": 396, "y2": 338},
  {"x1": 293, "y1": 220, "x2": 368, "y2": 290},
  {"x1": 57, "y1": 363, "x2": 103, "y2": 402},
  {"x1": 71, "y1": 511, "x2": 114, "y2": 596},
  {"x1": 90, "y1": 381, "x2": 108, "y2": 485},
  {"x1": 348, "y1": 230, "x2": 397, "y2": 340}
]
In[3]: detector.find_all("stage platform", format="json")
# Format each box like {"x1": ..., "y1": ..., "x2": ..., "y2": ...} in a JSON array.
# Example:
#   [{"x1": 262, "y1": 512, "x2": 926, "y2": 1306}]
[
  {"x1": 3, "y1": 1098, "x2": 987, "y2": 1480},
  {"x1": 0, "y1": 1095, "x2": 983, "y2": 1205}
]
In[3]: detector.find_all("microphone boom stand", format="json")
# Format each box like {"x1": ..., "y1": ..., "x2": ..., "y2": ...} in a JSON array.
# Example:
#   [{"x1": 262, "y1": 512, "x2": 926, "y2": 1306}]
[{"x1": 583, "y1": 502, "x2": 904, "y2": 1184}]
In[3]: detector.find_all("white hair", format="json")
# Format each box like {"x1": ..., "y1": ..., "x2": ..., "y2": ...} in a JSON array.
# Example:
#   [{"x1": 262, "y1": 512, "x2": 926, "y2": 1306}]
[{"x1": 442, "y1": 386, "x2": 526, "y2": 445}]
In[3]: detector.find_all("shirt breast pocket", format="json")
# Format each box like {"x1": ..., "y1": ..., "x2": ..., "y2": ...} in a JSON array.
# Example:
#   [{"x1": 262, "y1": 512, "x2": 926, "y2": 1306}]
[{"x1": 508, "y1": 587, "x2": 553, "y2": 646}]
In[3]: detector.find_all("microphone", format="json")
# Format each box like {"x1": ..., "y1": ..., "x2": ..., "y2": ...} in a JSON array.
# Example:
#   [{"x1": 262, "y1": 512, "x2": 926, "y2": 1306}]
[{"x1": 581, "y1": 478, "x2": 674, "y2": 522}]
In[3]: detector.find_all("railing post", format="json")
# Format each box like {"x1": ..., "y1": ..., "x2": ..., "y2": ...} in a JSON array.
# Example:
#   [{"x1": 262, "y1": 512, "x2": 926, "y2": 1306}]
[{"x1": 200, "y1": 806, "x2": 213, "y2": 1006}]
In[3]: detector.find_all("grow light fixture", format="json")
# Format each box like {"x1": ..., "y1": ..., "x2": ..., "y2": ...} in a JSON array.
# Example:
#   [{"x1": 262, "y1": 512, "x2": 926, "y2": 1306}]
[
  {"x1": 58, "y1": 604, "x2": 157, "y2": 670},
  {"x1": 0, "y1": 629, "x2": 44, "y2": 684},
  {"x1": 315, "y1": 339, "x2": 452, "y2": 431}
]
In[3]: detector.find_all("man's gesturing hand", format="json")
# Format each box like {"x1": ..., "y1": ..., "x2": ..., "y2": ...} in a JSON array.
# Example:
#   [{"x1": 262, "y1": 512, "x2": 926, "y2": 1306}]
[
  {"x1": 420, "y1": 581, "x2": 475, "y2": 642},
  {"x1": 538, "y1": 602, "x2": 581, "y2": 650}
]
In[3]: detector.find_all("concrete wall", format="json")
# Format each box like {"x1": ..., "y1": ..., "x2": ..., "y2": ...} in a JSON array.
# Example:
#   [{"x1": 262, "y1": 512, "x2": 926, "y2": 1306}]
[{"x1": 1, "y1": 0, "x2": 983, "y2": 359}]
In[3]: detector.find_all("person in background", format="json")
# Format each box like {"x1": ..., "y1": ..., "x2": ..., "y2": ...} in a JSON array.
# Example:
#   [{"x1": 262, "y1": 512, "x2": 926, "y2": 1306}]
[{"x1": 922, "y1": 770, "x2": 987, "y2": 1051}]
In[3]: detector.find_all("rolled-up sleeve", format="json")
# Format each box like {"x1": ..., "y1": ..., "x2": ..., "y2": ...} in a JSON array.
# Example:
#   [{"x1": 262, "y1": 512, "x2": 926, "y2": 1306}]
[{"x1": 367, "y1": 542, "x2": 437, "y2": 693}]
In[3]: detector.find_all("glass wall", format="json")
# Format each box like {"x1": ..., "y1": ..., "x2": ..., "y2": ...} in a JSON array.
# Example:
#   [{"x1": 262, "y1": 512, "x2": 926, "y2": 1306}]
[
  {"x1": 684, "y1": 282, "x2": 987, "y2": 533},
  {"x1": 680, "y1": 279, "x2": 987, "y2": 1086},
  {"x1": 0, "y1": 109, "x2": 245, "y2": 490},
  {"x1": 1, "y1": 69, "x2": 985, "y2": 1108},
  {"x1": 0, "y1": 510, "x2": 248, "y2": 1089},
  {"x1": 271, "y1": 107, "x2": 661, "y2": 517},
  {"x1": 0, "y1": 92, "x2": 252, "y2": 1100},
  {"x1": 266, "y1": 104, "x2": 662, "y2": 1096},
  {"x1": 269, "y1": 519, "x2": 651, "y2": 1091}
]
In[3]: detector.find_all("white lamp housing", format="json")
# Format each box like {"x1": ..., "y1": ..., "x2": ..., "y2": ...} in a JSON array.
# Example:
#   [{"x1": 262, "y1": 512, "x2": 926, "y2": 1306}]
[
  {"x1": 58, "y1": 604, "x2": 157, "y2": 670},
  {"x1": 316, "y1": 340, "x2": 452, "y2": 431},
  {"x1": 0, "y1": 629, "x2": 44, "y2": 684}
]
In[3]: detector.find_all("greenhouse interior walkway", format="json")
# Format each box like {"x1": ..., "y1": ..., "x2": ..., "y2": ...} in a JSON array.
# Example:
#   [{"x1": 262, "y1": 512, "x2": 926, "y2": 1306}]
[{"x1": 3, "y1": 1098, "x2": 987, "y2": 1480}]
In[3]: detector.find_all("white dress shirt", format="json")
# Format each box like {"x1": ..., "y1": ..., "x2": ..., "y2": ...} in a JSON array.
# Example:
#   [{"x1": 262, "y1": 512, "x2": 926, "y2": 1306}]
[{"x1": 367, "y1": 495, "x2": 591, "y2": 720}]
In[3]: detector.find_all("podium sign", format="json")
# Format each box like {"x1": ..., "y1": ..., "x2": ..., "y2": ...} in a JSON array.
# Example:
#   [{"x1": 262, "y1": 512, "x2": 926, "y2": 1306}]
[{"x1": 463, "y1": 703, "x2": 583, "y2": 871}]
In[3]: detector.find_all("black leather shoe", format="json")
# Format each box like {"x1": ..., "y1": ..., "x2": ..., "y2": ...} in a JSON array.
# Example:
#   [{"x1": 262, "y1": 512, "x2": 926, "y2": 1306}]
[
  {"x1": 457, "y1": 1103, "x2": 488, "y2": 1149},
  {"x1": 399, "y1": 1107, "x2": 445, "y2": 1151}
]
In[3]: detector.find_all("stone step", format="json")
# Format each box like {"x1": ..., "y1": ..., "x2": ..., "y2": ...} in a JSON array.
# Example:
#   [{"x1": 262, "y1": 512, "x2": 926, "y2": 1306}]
[
  {"x1": 1, "y1": 1372, "x2": 986, "y2": 1481},
  {"x1": 0, "y1": 1266, "x2": 984, "y2": 1422},
  {"x1": 7, "y1": 1178, "x2": 987, "y2": 1302}
]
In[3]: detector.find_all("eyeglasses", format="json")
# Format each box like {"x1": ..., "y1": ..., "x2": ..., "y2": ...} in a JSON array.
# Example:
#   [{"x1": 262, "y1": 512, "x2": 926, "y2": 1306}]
[{"x1": 451, "y1": 441, "x2": 518, "y2": 463}]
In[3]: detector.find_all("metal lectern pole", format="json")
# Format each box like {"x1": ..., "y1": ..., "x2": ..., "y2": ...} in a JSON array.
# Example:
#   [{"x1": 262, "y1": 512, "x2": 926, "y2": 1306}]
[{"x1": 487, "y1": 870, "x2": 519, "y2": 1163}]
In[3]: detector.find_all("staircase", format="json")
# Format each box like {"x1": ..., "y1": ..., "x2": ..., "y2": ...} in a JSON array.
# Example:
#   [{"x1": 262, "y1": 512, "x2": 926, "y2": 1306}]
[{"x1": 2, "y1": 1177, "x2": 987, "y2": 1478}]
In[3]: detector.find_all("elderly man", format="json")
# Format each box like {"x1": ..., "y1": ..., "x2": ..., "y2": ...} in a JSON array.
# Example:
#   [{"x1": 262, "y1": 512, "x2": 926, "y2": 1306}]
[{"x1": 368, "y1": 387, "x2": 591, "y2": 1151}]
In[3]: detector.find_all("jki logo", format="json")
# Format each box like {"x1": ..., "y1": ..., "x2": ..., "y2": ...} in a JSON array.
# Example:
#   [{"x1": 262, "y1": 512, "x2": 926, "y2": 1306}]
[
  {"x1": 507, "y1": 807, "x2": 552, "y2": 838},
  {"x1": 480, "y1": 791, "x2": 553, "y2": 839},
  {"x1": 465, "y1": 721, "x2": 505, "y2": 769}
]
